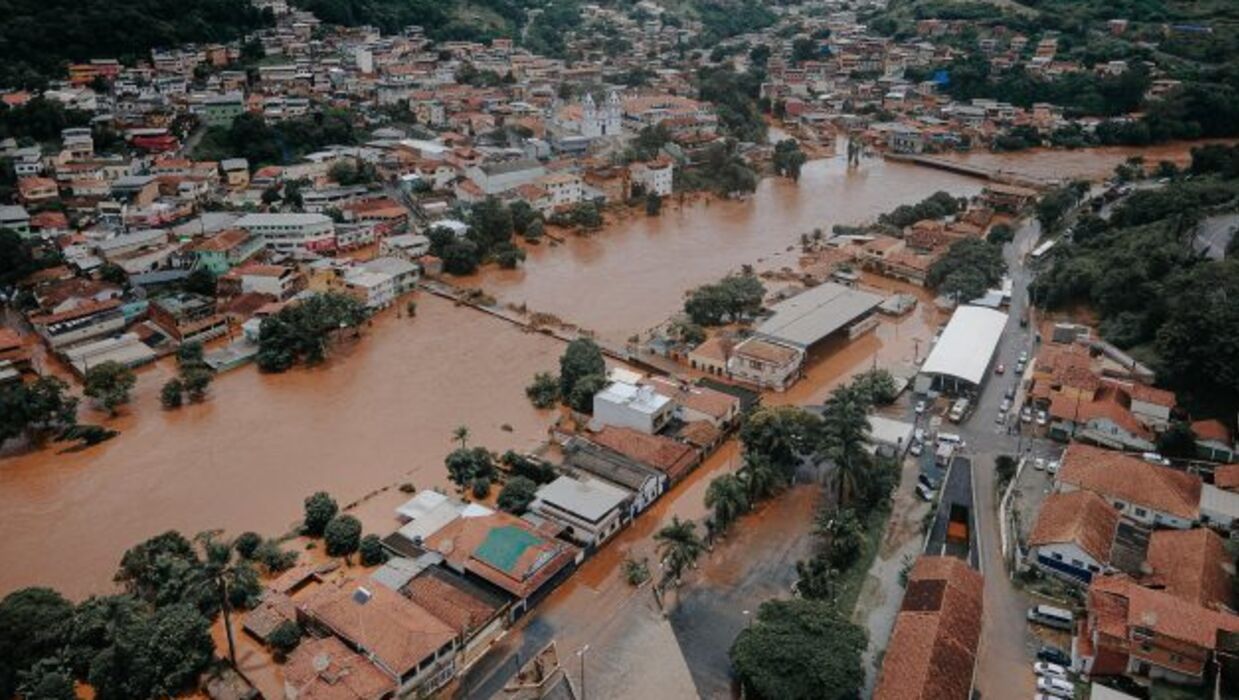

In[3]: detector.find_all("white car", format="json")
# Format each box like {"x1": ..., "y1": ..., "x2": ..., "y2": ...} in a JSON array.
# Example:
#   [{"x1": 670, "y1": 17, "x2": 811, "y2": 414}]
[
  {"x1": 1036, "y1": 410, "x2": 1048, "y2": 426},
  {"x1": 1142, "y1": 452, "x2": 1171, "y2": 466},
  {"x1": 1021, "y1": 406, "x2": 1033, "y2": 423},
  {"x1": 1019, "y1": 350, "x2": 1029, "y2": 364},
  {"x1": 1000, "y1": 398, "x2": 1012, "y2": 413},
  {"x1": 1034, "y1": 458, "x2": 1047, "y2": 471},
  {"x1": 1036, "y1": 676, "x2": 1074, "y2": 698},
  {"x1": 1034, "y1": 662, "x2": 1068, "y2": 679},
  {"x1": 909, "y1": 441, "x2": 923, "y2": 456},
  {"x1": 914, "y1": 428, "x2": 926, "y2": 443},
  {"x1": 1046, "y1": 460, "x2": 1061, "y2": 475},
  {"x1": 914, "y1": 400, "x2": 927, "y2": 414},
  {"x1": 995, "y1": 410, "x2": 1006, "y2": 424}
]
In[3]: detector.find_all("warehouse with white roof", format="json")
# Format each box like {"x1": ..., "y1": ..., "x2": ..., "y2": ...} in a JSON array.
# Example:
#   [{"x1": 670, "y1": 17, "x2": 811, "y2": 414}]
[{"x1": 915, "y1": 305, "x2": 1008, "y2": 395}]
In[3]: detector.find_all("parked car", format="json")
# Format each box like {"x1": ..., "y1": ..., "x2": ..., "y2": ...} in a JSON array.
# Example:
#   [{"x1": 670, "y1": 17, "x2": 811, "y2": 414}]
[
  {"x1": 1034, "y1": 458, "x2": 1047, "y2": 471},
  {"x1": 1021, "y1": 406, "x2": 1033, "y2": 423},
  {"x1": 995, "y1": 363, "x2": 1006, "y2": 374},
  {"x1": 915, "y1": 483, "x2": 934, "y2": 501},
  {"x1": 1004, "y1": 385, "x2": 1016, "y2": 400},
  {"x1": 914, "y1": 427, "x2": 926, "y2": 443},
  {"x1": 1046, "y1": 460, "x2": 1060, "y2": 475},
  {"x1": 1141, "y1": 452, "x2": 1171, "y2": 466},
  {"x1": 1036, "y1": 410, "x2": 1048, "y2": 426},
  {"x1": 1034, "y1": 662, "x2": 1068, "y2": 679},
  {"x1": 909, "y1": 441, "x2": 923, "y2": 456},
  {"x1": 1036, "y1": 676, "x2": 1074, "y2": 699},
  {"x1": 1037, "y1": 646, "x2": 1071, "y2": 666},
  {"x1": 915, "y1": 400, "x2": 927, "y2": 414},
  {"x1": 1019, "y1": 350, "x2": 1029, "y2": 364},
  {"x1": 1000, "y1": 398, "x2": 1012, "y2": 413},
  {"x1": 995, "y1": 410, "x2": 1006, "y2": 424},
  {"x1": 918, "y1": 473, "x2": 938, "y2": 490}
]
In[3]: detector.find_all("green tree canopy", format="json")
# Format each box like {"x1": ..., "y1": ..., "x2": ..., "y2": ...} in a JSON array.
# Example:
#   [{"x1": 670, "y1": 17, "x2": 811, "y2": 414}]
[
  {"x1": 303, "y1": 492, "x2": 339, "y2": 537},
  {"x1": 730, "y1": 599, "x2": 866, "y2": 700}
]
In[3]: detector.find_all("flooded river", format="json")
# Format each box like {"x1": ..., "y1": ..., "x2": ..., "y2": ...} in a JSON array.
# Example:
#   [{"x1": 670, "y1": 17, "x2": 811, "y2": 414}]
[
  {"x1": 0, "y1": 143, "x2": 1206, "y2": 598},
  {"x1": 467, "y1": 155, "x2": 982, "y2": 340},
  {"x1": 0, "y1": 295, "x2": 563, "y2": 598},
  {"x1": 937, "y1": 140, "x2": 1237, "y2": 182}
]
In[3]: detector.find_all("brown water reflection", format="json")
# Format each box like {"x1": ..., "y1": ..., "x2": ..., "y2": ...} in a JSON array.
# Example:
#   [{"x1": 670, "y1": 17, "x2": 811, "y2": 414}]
[
  {"x1": 0, "y1": 294, "x2": 562, "y2": 598},
  {"x1": 466, "y1": 155, "x2": 982, "y2": 341}
]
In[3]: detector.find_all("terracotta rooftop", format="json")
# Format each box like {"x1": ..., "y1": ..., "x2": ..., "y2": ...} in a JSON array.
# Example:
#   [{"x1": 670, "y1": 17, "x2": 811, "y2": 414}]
[
  {"x1": 1214, "y1": 464, "x2": 1239, "y2": 491},
  {"x1": 589, "y1": 425, "x2": 699, "y2": 482},
  {"x1": 646, "y1": 376, "x2": 739, "y2": 421},
  {"x1": 1124, "y1": 381, "x2": 1177, "y2": 408},
  {"x1": 1145, "y1": 529, "x2": 1234, "y2": 612},
  {"x1": 422, "y1": 511, "x2": 577, "y2": 600},
  {"x1": 874, "y1": 556, "x2": 983, "y2": 700},
  {"x1": 1057, "y1": 443, "x2": 1201, "y2": 520},
  {"x1": 282, "y1": 636, "x2": 395, "y2": 700},
  {"x1": 1028, "y1": 490, "x2": 1119, "y2": 565},
  {"x1": 1089, "y1": 575, "x2": 1239, "y2": 650},
  {"x1": 404, "y1": 567, "x2": 502, "y2": 635},
  {"x1": 688, "y1": 336, "x2": 732, "y2": 363},
  {"x1": 301, "y1": 579, "x2": 456, "y2": 677},
  {"x1": 183, "y1": 228, "x2": 251, "y2": 252},
  {"x1": 1192, "y1": 419, "x2": 1232, "y2": 444},
  {"x1": 1048, "y1": 388, "x2": 1151, "y2": 440}
]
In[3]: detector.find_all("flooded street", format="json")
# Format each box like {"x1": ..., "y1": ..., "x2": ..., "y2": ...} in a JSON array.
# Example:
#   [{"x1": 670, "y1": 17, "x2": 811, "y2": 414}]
[
  {"x1": 467, "y1": 155, "x2": 981, "y2": 341},
  {"x1": 0, "y1": 294, "x2": 562, "y2": 598},
  {"x1": 0, "y1": 143, "x2": 1213, "y2": 603}
]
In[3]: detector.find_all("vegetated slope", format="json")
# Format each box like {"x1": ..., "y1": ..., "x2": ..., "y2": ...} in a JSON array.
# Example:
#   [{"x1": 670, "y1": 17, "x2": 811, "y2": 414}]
[{"x1": 0, "y1": 0, "x2": 274, "y2": 88}]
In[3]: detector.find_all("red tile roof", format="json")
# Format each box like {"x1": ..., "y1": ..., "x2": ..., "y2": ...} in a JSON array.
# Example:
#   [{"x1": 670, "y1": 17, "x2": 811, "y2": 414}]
[
  {"x1": 1192, "y1": 419, "x2": 1232, "y2": 444},
  {"x1": 1029, "y1": 490, "x2": 1119, "y2": 565},
  {"x1": 1214, "y1": 464, "x2": 1239, "y2": 491},
  {"x1": 1090, "y1": 575, "x2": 1239, "y2": 650},
  {"x1": 1145, "y1": 529, "x2": 1234, "y2": 612},
  {"x1": 874, "y1": 556, "x2": 984, "y2": 700},
  {"x1": 589, "y1": 425, "x2": 700, "y2": 482},
  {"x1": 1057, "y1": 444, "x2": 1201, "y2": 520},
  {"x1": 283, "y1": 636, "x2": 395, "y2": 700},
  {"x1": 301, "y1": 579, "x2": 456, "y2": 677}
]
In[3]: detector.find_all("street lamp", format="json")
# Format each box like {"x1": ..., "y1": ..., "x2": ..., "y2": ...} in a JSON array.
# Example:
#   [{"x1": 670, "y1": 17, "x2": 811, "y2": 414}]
[{"x1": 576, "y1": 644, "x2": 590, "y2": 700}]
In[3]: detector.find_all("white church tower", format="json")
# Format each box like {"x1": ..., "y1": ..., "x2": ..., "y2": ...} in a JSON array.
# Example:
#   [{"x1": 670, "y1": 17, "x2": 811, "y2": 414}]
[{"x1": 581, "y1": 91, "x2": 623, "y2": 138}]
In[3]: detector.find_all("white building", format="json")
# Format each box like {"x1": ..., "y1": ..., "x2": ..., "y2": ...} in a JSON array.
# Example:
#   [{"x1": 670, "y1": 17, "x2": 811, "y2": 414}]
[
  {"x1": 581, "y1": 91, "x2": 623, "y2": 138},
  {"x1": 630, "y1": 159, "x2": 674, "y2": 197},
  {"x1": 531, "y1": 475, "x2": 631, "y2": 547},
  {"x1": 235, "y1": 212, "x2": 335, "y2": 255},
  {"x1": 915, "y1": 305, "x2": 1008, "y2": 395},
  {"x1": 540, "y1": 173, "x2": 583, "y2": 209},
  {"x1": 1026, "y1": 490, "x2": 1118, "y2": 584},
  {"x1": 344, "y1": 269, "x2": 397, "y2": 310},
  {"x1": 592, "y1": 381, "x2": 674, "y2": 434}
]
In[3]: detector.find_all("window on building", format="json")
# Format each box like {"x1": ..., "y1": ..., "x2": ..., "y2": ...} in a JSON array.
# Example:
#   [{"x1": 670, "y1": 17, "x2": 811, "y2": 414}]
[{"x1": 1134, "y1": 507, "x2": 1147, "y2": 517}]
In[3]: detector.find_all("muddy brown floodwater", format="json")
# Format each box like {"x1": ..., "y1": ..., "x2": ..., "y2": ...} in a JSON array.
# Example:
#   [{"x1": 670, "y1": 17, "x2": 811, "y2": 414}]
[
  {"x1": 0, "y1": 143, "x2": 1211, "y2": 599},
  {"x1": 937, "y1": 139, "x2": 1239, "y2": 183},
  {"x1": 0, "y1": 294, "x2": 564, "y2": 598},
  {"x1": 465, "y1": 155, "x2": 982, "y2": 341}
]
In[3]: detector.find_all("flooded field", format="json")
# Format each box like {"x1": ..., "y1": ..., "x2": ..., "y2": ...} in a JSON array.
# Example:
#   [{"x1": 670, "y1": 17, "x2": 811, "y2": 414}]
[
  {"x1": 0, "y1": 294, "x2": 563, "y2": 598},
  {"x1": 466, "y1": 155, "x2": 982, "y2": 341}
]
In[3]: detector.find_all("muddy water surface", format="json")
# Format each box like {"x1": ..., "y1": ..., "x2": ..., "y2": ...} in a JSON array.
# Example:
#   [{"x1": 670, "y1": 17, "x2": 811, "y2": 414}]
[
  {"x1": 936, "y1": 140, "x2": 1238, "y2": 182},
  {"x1": 467, "y1": 155, "x2": 982, "y2": 340},
  {"x1": 0, "y1": 295, "x2": 562, "y2": 598}
]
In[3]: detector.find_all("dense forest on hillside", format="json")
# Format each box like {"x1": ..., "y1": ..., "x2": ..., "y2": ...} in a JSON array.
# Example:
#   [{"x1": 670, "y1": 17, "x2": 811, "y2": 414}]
[
  {"x1": 0, "y1": 0, "x2": 274, "y2": 88},
  {"x1": 1029, "y1": 145, "x2": 1239, "y2": 417}
]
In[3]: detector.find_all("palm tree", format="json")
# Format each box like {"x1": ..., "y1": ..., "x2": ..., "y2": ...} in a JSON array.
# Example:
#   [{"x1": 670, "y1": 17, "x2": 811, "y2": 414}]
[
  {"x1": 192, "y1": 531, "x2": 258, "y2": 669},
  {"x1": 738, "y1": 453, "x2": 782, "y2": 502},
  {"x1": 452, "y1": 425, "x2": 470, "y2": 450},
  {"x1": 704, "y1": 473, "x2": 750, "y2": 533},
  {"x1": 821, "y1": 384, "x2": 872, "y2": 506},
  {"x1": 654, "y1": 517, "x2": 705, "y2": 587}
]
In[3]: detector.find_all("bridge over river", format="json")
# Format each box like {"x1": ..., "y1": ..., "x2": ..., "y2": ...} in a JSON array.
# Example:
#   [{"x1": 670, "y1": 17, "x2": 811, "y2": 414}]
[{"x1": 883, "y1": 152, "x2": 1062, "y2": 189}]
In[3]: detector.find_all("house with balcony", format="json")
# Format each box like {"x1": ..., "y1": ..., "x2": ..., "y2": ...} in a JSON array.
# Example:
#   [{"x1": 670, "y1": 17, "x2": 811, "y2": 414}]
[
  {"x1": 1078, "y1": 575, "x2": 1239, "y2": 686},
  {"x1": 530, "y1": 474, "x2": 631, "y2": 548},
  {"x1": 149, "y1": 293, "x2": 228, "y2": 344}
]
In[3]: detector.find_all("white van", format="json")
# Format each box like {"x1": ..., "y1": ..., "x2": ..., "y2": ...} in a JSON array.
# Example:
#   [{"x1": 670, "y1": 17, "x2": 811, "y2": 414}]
[
  {"x1": 948, "y1": 398, "x2": 969, "y2": 423},
  {"x1": 1027, "y1": 605, "x2": 1074, "y2": 631},
  {"x1": 937, "y1": 432, "x2": 964, "y2": 447}
]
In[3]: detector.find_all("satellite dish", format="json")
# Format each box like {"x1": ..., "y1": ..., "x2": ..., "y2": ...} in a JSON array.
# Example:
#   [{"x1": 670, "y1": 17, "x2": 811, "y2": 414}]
[{"x1": 312, "y1": 653, "x2": 330, "y2": 673}]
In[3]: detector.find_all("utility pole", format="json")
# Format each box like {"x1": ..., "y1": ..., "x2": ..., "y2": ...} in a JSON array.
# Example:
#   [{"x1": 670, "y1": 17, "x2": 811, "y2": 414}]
[{"x1": 577, "y1": 644, "x2": 590, "y2": 700}]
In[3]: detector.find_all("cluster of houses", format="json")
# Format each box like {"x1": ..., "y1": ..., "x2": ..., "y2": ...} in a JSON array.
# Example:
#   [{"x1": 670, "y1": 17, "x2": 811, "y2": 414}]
[
  {"x1": 236, "y1": 365, "x2": 745, "y2": 699},
  {"x1": 1025, "y1": 444, "x2": 1239, "y2": 686}
]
